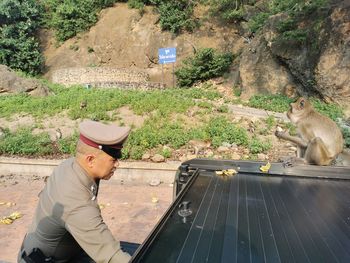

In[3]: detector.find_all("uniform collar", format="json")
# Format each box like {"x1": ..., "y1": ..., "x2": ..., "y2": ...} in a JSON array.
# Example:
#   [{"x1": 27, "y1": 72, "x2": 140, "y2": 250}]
[{"x1": 73, "y1": 158, "x2": 99, "y2": 200}]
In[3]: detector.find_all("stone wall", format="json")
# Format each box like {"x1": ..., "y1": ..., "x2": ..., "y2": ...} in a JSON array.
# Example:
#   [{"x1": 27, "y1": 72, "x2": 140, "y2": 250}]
[
  {"x1": 51, "y1": 67, "x2": 151, "y2": 87},
  {"x1": 86, "y1": 81, "x2": 165, "y2": 90}
]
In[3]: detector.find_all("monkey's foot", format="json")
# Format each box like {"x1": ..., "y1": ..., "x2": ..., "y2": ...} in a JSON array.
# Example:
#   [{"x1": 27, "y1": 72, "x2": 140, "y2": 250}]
[{"x1": 278, "y1": 156, "x2": 306, "y2": 168}]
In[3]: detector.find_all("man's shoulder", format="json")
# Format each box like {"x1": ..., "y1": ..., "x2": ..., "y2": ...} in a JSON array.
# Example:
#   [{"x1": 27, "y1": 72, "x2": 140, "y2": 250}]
[{"x1": 50, "y1": 158, "x2": 89, "y2": 197}]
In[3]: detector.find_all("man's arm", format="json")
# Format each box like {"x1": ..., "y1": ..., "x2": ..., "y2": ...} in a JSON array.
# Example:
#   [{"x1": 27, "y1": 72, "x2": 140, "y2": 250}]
[{"x1": 66, "y1": 204, "x2": 131, "y2": 263}]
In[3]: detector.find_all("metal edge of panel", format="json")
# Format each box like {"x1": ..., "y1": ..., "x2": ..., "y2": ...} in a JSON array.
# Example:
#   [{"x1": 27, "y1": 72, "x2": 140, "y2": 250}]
[
  {"x1": 130, "y1": 168, "x2": 200, "y2": 262},
  {"x1": 181, "y1": 158, "x2": 350, "y2": 180}
]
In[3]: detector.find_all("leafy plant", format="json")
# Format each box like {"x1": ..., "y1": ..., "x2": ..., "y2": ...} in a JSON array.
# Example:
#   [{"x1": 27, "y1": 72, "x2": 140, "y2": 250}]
[
  {"x1": 310, "y1": 98, "x2": 343, "y2": 121},
  {"x1": 43, "y1": 0, "x2": 118, "y2": 42},
  {"x1": 249, "y1": 137, "x2": 272, "y2": 154},
  {"x1": 206, "y1": 116, "x2": 249, "y2": 147},
  {"x1": 247, "y1": 94, "x2": 293, "y2": 113},
  {"x1": 157, "y1": 0, "x2": 197, "y2": 34},
  {"x1": 248, "y1": 12, "x2": 270, "y2": 33},
  {"x1": 0, "y1": 127, "x2": 53, "y2": 156},
  {"x1": 57, "y1": 131, "x2": 79, "y2": 154},
  {"x1": 175, "y1": 48, "x2": 234, "y2": 87},
  {"x1": 0, "y1": 0, "x2": 44, "y2": 75},
  {"x1": 209, "y1": 0, "x2": 246, "y2": 22}
]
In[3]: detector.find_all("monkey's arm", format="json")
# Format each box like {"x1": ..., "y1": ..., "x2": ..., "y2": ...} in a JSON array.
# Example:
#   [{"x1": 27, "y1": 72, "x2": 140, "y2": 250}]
[{"x1": 275, "y1": 130, "x2": 308, "y2": 148}]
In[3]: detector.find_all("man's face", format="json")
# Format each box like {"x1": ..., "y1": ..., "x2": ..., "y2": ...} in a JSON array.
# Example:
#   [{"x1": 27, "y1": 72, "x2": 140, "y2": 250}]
[{"x1": 91, "y1": 151, "x2": 119, "y2": 180}]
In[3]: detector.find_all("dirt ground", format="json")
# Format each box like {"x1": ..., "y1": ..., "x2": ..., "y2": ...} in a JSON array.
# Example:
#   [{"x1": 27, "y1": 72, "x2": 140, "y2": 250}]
[{"x1": 0, "y1": 173, "x2": 173, "y2": 263}]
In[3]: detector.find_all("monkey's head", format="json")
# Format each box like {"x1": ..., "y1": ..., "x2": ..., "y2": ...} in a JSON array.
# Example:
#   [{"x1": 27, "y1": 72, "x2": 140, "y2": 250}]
[{"x1": 287, "y1": 97, "x2": 312, "y2": 123}]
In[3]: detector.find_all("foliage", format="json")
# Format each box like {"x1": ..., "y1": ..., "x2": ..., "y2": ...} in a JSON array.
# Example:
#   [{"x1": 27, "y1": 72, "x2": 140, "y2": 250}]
[
  {"x1": 247, "y1": 12, "x2": 270, "y2": 33},
  {"x1": 278, "y1": 29, "x2": 308, "y2": 45},
  {"x1": 43, "y1": 0, "x2": 118, "y2": 42},
  {"x1": 209, "y1": 0, "x2": 246, "y2": 22},
  {"x1": 248, "y1": 0, "x2": 328, "y2": 33},
  {"x1": 310, "y1": 98, "x2": 343, "y2": 121},
  {"x1": 247, "y1": 94, "x2": 293, "y2": 113},
  {"x1": 206, "y1": 116, "x2": 248, "y2": 147},
  {"x1": 247, "y1": 95, "x2": 343, "y2": 121},
  {"x1": 0, "y1": 0, "x2": 44, "y2": 75},
  {"x1": 266, "y1": 116, "x2": 276, "y2": 130},
  {"x1": 57, "y1": 131, "x2": 79, "y2": 154},
  {"x1": 175, "y1": 48, "x2": 233, "y2": 87},
  {"x1": 341, "y1": 127, "x2": 350, "y2": 148},
  {"x1": 249, "y1": 137, "x2": 272, "y2": 154},
  {"x1": 269, "y1": 0, "x2": 327, "y2": 16},
  {"x1": 0, "y1": 84, "x2": 221, "y2": 120},
  {"x1": 0, "y1": 127, "x2": 53, "y2": 156},
  {"x1": 157, "y1": 0, "x2": 197, "y2": 34}
]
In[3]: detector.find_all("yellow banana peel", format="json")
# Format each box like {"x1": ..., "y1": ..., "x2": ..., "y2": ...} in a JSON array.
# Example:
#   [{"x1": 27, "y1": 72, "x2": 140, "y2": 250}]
[
  {"x1": 0, "y1": 211, "x2": 22, "y2": 225},
  {"x1": 260, "y1": 162, "x2": 271, "y2": 173},
  {"x1": 215, "y1": 169, "x2": 238, "y2": 177}
]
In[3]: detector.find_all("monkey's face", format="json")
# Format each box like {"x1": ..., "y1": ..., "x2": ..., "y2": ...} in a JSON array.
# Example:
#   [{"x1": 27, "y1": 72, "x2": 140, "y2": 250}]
[{"x1": 287, "y1": 97, "x2": 309, "y2": 123}]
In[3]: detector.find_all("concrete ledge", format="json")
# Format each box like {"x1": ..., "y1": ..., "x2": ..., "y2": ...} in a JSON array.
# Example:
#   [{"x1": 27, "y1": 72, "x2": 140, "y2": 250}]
[{"x1": 0, "y1": 157, "x2": 181, "y2": 184}]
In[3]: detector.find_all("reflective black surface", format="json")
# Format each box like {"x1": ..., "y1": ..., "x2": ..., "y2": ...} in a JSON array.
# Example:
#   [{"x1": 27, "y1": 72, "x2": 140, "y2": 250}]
[{"x1": 131, "y1": 160, "x2": 350, "y2": 263}]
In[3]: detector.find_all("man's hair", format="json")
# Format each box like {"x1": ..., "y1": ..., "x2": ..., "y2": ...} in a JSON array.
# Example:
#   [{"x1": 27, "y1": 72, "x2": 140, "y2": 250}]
[{"x1": 76, "y1": 140, "x2": 102, "y2": 158}]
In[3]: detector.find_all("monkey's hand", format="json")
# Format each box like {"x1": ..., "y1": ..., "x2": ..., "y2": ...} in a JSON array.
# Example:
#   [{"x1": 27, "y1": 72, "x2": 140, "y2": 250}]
[{"x1": 275, "y1": 129, "x2": 289, "y2": 138}]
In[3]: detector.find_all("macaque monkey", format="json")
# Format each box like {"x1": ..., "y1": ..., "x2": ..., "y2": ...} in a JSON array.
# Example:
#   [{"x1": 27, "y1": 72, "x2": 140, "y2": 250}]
[
  {"x1": 275, "y1": 97, "x2": 344, "y2": 166},
  {"x1": 188, "y1": 139, "x2": 211, "y2": 155}
]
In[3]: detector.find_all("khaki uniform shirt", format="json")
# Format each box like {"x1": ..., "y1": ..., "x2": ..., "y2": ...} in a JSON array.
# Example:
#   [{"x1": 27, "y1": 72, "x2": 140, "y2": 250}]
[{"x1": 21, "y1": 158, "x2": 131, "y2": 263}]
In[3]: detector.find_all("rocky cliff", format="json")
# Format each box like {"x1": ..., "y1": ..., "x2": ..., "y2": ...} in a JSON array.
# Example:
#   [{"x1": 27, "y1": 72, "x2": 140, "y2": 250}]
[{"x1": 40, "y1": 1, "x2": 350, "y2": 110}]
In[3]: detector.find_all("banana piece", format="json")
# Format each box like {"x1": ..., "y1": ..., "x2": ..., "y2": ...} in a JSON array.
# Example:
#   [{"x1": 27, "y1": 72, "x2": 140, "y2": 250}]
[
  {"x1": 0, "y1": 211, "x2": 22, "y2": 225},
  {"x1": 260, "y1": 162, "x2": 271, "y2": 173},
  {"x1": 216, "y1": 169, "x2": 238, "y2": 177}
]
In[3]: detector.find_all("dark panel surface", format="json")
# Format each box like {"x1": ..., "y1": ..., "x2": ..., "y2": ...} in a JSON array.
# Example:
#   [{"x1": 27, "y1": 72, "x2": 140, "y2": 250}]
[{"x1": 132, "y1": 160, "x2": 350, "y2": 263}]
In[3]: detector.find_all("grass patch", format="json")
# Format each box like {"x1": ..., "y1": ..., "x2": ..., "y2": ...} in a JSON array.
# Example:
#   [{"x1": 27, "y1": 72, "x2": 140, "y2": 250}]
[
  {"x1": 247, "y1": 94, "x2": 293, "y2": 113},
  {"x1": 0, "y1": 84, "x2": 222, "y2": 121},
  {"x1": 0, "y1": 127, "x2": 53, "y2": 156}
]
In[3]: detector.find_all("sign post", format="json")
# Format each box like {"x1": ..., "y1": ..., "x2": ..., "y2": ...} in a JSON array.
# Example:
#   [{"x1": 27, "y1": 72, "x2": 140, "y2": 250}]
[{"x1": 158, "y1": 47, "x2": 176, "y2": 87}]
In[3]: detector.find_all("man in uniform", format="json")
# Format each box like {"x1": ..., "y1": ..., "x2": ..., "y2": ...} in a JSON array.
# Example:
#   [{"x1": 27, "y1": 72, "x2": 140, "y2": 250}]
[{"x1": 18, "y1": 120, "x2": 132, "y2": 262}]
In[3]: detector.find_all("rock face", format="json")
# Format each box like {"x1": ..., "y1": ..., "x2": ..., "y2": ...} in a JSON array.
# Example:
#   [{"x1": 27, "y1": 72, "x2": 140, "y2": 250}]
[
  {"x1": 39, "y1": 2, "x2": 349, "y2": 108},
  {"x1": 0, "y1": 65, "x2": 50, "y2": 96},
  {"x1": 237, "y1": 1, "x2": 350, "y2": 108},
  {"x1": 315, "y1": 1, "x2": 350, "y2": 103},
  {"x1": 42, "y1": 4, "x2": 243, "y2": 87}
]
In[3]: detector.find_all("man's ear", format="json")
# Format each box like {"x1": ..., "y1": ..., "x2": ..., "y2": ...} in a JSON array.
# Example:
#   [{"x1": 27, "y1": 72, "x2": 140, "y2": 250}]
[{"x1": 86, "y1": 154, "x2": 95, "y2": 168}]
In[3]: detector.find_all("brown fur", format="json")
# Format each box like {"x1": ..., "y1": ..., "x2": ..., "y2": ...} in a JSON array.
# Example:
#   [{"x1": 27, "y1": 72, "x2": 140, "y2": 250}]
[{"x1": 275, "y1": 97, "x2": 344, "y2": 166}]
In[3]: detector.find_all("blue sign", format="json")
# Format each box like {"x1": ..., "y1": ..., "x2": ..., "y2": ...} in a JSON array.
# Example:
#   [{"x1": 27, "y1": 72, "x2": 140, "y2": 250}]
[{"x1": 158, "y1": 47, "x2": 176, "y2": 64}]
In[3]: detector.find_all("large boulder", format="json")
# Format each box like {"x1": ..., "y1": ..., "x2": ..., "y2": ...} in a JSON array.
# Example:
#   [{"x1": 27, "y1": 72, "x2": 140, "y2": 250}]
[{"x1": 0, "y1": 65, "x2": 50, "y2": 96}]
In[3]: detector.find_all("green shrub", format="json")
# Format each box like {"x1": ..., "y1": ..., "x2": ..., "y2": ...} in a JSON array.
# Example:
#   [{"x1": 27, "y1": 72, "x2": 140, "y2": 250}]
[
  {"x1": 249, "y1": 137, "x2": 272, "y2": 154},
  {"x1": 279, "y1": 29, "x2": 308, "y2": 44},
  {"x1": 175, "y1": 48, "x2": 234, "y2": 87},
  {"x1": 247, "y1": 95, "x2": 293, "y2": 113},
  {"x1": 310, "y1": 98, "x2": 343, "y2": 121},
  {"x1": 0, "y1": 127, "x2": 53, "y2": 156},
  {"x1": 341, "y1": 127, "x2": 350, "y2": 148},
  {"x1": 44, "y1": 0, "x2": 118, "y2": 42},
  {"x1": 57, "y1": 131, "x2": 79, "y2": 154},
  {"x1": 160, "y1": 147, "x2": 172, "y2": 158},
  {"x1": 206, "y1": 116, "x2": 248, "y2": 147},
  {"x1": 276, "y1": 18, "x2": 297, "y2": 33},
  {"x1": 266, "y1": 116, "x2": 276, "y2": 130},
  {"x1": 0, "y1": 84, "x2": 223, "y2": 121},
  {"x1": 0, "y1": 0, "x2": 44, "y2": 75},
  {"x1": 157, "y1": 0, "x2": 197, "y2": 34},
  {"x1": 217, "y1": 105, "x2": 229, "y2": 113},
  {"x1": 248, "y1": 12, "x2": 270, "y2": 33},
  {"x1": 209, "y1": 0, "x2": 245, "y2": 22}
]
